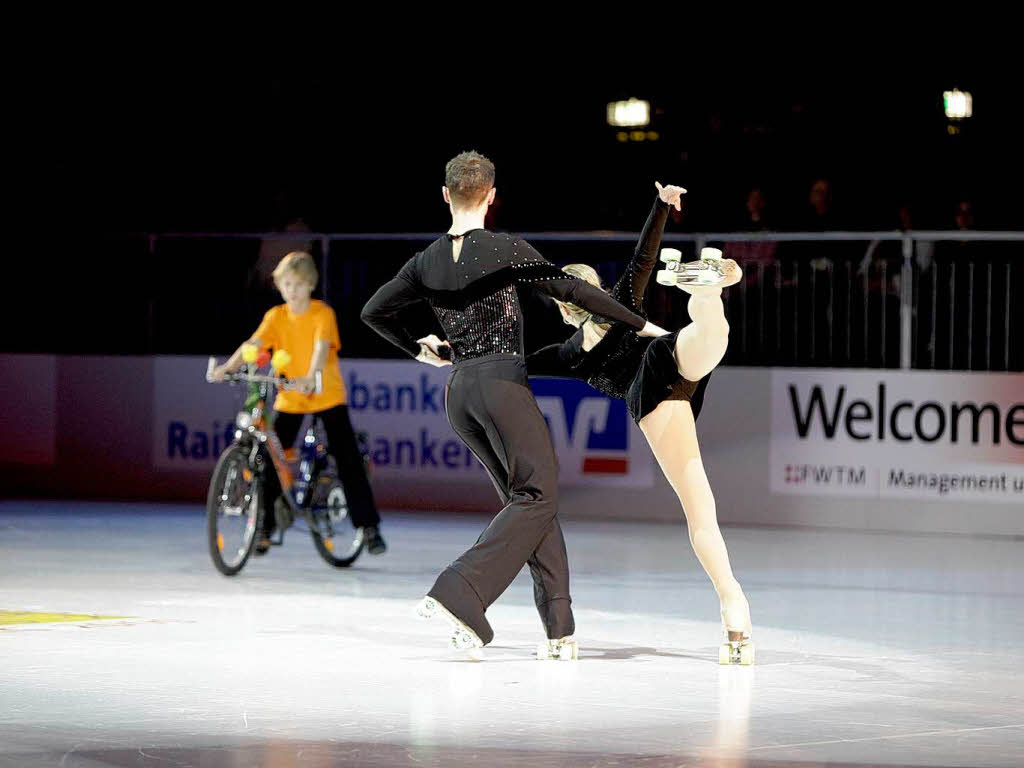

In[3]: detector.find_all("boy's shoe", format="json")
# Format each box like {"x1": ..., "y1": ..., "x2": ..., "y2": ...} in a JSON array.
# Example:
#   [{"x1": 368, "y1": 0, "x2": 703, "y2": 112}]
[
  {"x1": 254, "y1": 497, "x2": 285, "y2": 556},
  {"x1": 364, "y1": 526, "x2": 387, "y2": 555}
]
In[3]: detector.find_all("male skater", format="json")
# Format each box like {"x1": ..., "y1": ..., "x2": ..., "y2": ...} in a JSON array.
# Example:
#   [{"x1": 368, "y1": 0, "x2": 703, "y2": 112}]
[{"x1": 361, "y1": 151, "x2": 665, "y2": 657}]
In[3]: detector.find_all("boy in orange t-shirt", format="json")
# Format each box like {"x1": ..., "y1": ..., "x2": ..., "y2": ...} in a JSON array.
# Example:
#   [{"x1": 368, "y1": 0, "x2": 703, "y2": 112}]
[{"x1": 212, "y1": 251, "x2": 385, "y2": 554}]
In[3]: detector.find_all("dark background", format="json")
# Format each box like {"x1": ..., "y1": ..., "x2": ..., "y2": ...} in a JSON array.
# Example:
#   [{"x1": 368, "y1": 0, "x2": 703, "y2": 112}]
[
  {"x1": 35, "y1": 67, "x2": 1016, "y2": 234},
  {"x1": 15, "y1": 63, "x2": 1020, "y2": 365}
]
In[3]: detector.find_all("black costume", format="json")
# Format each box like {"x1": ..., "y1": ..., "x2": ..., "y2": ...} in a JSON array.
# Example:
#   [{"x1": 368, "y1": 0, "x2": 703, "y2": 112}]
[
  {"x1": 361, "y1": 231, "x2": 645, "y2": 644},
  {"x1": 527, "y1": 196, "x2": 709, "y2": 424}
]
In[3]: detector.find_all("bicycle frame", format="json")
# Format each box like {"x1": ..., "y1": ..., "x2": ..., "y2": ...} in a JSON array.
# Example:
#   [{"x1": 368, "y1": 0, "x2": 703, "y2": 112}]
[{"x1": 208, "y1": 358, "x2": 323, "y2": 517}]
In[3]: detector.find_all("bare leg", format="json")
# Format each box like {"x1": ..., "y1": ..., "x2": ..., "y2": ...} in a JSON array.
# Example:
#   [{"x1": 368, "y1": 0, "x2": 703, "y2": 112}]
[{"x1": 639, "y1": 401, "x2": 751, "y2": 635}]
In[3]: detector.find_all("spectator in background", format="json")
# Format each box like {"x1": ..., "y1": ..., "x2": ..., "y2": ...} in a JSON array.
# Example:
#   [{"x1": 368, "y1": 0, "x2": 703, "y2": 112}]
[
  {"x1": 741, "y1": 186, "x2": 769, "y2": 231},
  {"x1": 725, "y1": 186, "x2": 777, "y2": 278},
  {"x1": 953, "y1": 199, "x2": 975, "y2": 233},
  {"x1": 799, "y1": 177, "x2": 854, "y2": 272},
  {"x1": 723, "y1": 186, "x2": 778, "y2": 365},
  {"x1": 932, "y1": 198, "x2": 987, "y2": 369},
  {"x1": 247, "y1": 192, "x2": 315, "y2": 329},
  {"x1": 899, "y1": 201, "x2": 935, "y2": 272},
  {"x1": 782, "y1": 177, "x2": 848, "y2": 363},
  {"x1": 856, "y1": 203, "x2": 918, "y2": 366},
  {"x1": 802, "y1": 178, "x2": 840, "y2": 231},
  {"x1": 252, "y1": 219, "x2": 314, "y2": 295},
  {"x1": 892, "y1": 201, "x2": 938, "y2": 367}
]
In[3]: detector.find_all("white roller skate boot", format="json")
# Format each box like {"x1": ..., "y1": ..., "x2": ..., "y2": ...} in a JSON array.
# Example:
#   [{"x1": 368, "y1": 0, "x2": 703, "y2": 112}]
[
  {"x1": 536, "y1": 636, "x2": 579, "y2": 661},
  {"x1": 657, "y1": 247, "x2": 740, "y2": 292},
  {"x1": 415, "y1": 596, "x2": 485, "y2": 661},
  {"x1": 719, "y1": 598, "x2": 754, "y2": 666}
]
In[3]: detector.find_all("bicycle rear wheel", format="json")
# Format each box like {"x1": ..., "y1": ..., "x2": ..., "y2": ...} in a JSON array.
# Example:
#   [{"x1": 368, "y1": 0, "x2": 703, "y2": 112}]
[
  {"x1": 310, "y1": 480, "x2": 365, "y2": 568},
  {"x1": 206, "y1": 444, "x2": 263, "y2": 576}
]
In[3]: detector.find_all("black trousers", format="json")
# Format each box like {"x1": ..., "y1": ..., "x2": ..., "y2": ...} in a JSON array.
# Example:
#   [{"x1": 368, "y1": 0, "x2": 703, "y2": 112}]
[
  {"x1": 271, "y1": 404, "x2": 380, "y2": 529},
  {"x1": 428, "y1": 354, "x2": 574, "y2": 645}
]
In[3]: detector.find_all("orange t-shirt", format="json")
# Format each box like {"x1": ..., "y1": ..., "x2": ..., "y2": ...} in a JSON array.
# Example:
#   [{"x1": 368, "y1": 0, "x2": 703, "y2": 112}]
[{"x1": 253, "y1": 300, "x2": 347, "y2": 414}]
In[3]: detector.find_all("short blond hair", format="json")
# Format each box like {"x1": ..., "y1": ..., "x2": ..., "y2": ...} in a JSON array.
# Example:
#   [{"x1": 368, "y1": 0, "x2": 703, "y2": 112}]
[
  {"x1": 272, "y1": 251, "x2": 318, "y2": 289},
  {"x1": 559, "y1": 263, "x2": 603, "y2": 325}
]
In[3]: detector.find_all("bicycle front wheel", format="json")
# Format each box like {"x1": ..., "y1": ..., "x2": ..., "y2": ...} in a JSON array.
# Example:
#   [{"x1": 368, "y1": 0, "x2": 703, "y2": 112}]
[{"x1": 206, "y1": 444, "x2": 263, "y2": 576}]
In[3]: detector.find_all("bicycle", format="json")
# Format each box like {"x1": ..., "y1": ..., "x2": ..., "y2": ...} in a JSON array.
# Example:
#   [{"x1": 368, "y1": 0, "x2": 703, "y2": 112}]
[{"x1": 204, "y1": 346, "x2": 366, "y2": 575}]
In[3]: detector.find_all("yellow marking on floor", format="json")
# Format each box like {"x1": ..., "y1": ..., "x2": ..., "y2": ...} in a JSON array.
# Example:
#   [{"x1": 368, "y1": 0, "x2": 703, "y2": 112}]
[{"x1": 0, "y1": 611, "x2": 127, "y2": 626}]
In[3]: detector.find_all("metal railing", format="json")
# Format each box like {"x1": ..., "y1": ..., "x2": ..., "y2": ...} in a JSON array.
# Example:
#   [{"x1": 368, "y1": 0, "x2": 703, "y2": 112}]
[{"x1": 138, "y1": 231, "x2": 1022, "y2": 372}]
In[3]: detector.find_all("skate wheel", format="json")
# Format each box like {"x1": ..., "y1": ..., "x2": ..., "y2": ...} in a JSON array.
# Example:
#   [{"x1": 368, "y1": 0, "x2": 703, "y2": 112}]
[
  {"x1": 660, "y1": 247, "x2": 682, "y2": 264},
  {"x1": 700, "y1": 247, "x2": 723, "y2": 261},
  {"x1": 739, "y1": 644, "x2": 755, "y2": 666},
  {"x1": 558, "y1": 641, "x2": 579, "y2": 661},
  {"x1": 414, "y1": 597, "x2": 437, "y2": 620},
  {"x1": 719, "y1": 644, "x2": 733, "y2": 665},
  {"x1": 452, "y1": 630, "x2": 483, "y2": 659},
  {"x1": 656, "y1": 269, "x2": 677, "y2": 286}
]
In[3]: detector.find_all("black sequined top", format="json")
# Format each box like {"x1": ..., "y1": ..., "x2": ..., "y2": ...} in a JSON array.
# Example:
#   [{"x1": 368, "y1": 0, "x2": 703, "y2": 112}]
[
  {"x1": 526, "y1": 196, "x2": 669, "y2": 399},
  {"x1": 360, "y1": 231, "x2": 645, "y2": 363}
]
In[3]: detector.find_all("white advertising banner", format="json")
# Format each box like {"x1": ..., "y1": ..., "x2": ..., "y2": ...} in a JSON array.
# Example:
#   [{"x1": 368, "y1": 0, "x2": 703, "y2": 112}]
[
  {"x1": 771, "y1": 370, "x2": 1024, "y2": 504},
  {"x1": 153, "y1": 357, "x2": 653, "y2": 488}
]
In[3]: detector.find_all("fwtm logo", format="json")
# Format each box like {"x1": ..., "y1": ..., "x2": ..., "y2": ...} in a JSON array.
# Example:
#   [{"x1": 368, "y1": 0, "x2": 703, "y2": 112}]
[
  {"x1": 784, "y1": 463, "x2": 867, "y2": 487},
  {"x1": 531, "y1": 379, "x2": 631, "y2": 475}
]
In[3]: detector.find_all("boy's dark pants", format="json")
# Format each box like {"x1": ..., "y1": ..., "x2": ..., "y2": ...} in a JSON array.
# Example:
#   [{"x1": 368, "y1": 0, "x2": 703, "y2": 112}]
[
  {"x1": 268, "y1": 404, "x2": 380, "y2": 529},
  {"x1": 429, "y1": 354, "x2": 574, "y2": 645}
]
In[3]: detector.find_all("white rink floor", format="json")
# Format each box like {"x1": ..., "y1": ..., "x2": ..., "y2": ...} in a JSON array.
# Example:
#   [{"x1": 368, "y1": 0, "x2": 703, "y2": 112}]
[{"x1": 1, "y1": 502, "x2": 1023, "y2": 768}]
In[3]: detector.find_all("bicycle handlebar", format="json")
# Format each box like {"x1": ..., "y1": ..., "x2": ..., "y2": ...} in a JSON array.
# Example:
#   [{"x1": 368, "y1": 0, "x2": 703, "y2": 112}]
[{"x1": 206, "y1": 357, "x2": 323, "y2": 395}]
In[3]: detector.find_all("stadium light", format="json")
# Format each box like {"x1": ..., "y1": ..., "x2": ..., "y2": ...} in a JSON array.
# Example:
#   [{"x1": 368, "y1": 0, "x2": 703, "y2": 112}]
[
  {"x1": 607, "y1": 98, "x2": 650, "y2": 128},
  {"x1": 943, "y1": 89, "x2": 972, "y2": 120}
]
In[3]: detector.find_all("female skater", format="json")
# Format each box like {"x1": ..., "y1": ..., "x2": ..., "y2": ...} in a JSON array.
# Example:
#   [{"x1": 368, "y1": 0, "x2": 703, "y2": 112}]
[
  {"x1": 426, "y1": 182, "x2": 753, "y2": 663},
  {"x1": 553, "y1": 182, "x2": 751, "y2": 662}
]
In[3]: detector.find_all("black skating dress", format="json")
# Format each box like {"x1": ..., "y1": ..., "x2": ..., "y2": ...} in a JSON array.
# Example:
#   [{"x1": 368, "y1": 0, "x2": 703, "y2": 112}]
[{"x1": 526, "y1": 195, "x2": 710, "y2": 424}]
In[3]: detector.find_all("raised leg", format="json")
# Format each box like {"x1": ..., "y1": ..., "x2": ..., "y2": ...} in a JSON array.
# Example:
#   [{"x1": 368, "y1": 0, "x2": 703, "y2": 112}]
[{"x1": 673, "y1": 287, "x2": 731, "y2": 383}]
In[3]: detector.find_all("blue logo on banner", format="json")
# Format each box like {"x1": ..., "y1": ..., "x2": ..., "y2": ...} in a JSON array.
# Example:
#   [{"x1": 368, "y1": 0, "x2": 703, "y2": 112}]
[{"x1": 530, "y1": 379, "x2": 630, "y2": 474}]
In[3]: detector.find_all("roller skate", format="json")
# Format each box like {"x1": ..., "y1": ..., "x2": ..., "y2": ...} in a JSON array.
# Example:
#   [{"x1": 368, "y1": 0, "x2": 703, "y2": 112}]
[
  {"x1": 415, "y1": 596, "x2": 485, "y2": 661},
  {"x1": 719, "y1": 601, "x2": 754, "y2": 666},
  {"x1": 656, "y1": 248, "x2": 741, "y2": 292},
  {"x1": 536, "y1": 636, "x2": 579, "y2": 661}
]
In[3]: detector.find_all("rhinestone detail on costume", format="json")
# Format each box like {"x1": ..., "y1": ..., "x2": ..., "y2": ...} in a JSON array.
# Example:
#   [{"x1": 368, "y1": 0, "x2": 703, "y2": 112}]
[{"x1": 431, "y1": 284, "x2": 520, "y2": 362}]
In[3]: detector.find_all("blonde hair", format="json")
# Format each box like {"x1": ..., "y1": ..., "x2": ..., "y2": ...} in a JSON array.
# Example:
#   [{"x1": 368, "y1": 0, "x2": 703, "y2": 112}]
[
  {"x1": 559, "y1": 263, "x2": 603, "y2": 326},
  {"x1": 272, "y1": 251, "x2": 318, "y2": 289}
]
